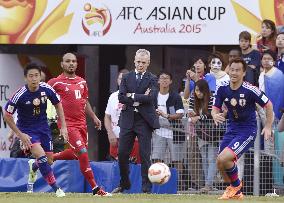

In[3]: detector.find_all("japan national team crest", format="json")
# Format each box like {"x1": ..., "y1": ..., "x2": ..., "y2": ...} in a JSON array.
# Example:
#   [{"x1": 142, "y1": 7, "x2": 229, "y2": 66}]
[
  {"x1": 41, "y1": 96, "x2": 47, "y2": 104},
  {"x1": 230, "y1": 98, "x2": 237, "y2": 106},
  {"x1": 239, "y1": 99, "x2": 246, "y2": 107},
  {"x1": 33, "y1": 98, "x2": 40, "y2": 106}
]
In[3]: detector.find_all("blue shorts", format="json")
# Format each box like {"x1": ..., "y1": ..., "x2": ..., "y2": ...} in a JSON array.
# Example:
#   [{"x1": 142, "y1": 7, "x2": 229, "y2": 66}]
[
  {"x1": 219, "y1": 127, "x2": 256, "y2": 160},
  {"x1": 21, "y1": 126, "x2": 53, "y2": 152}
]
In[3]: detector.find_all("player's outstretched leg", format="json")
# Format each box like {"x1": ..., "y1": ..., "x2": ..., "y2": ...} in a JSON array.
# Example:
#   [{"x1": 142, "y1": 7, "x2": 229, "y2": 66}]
[
  {"x1": 27, "y1": 159, "x2": 38, "y2": 193},
  {"x1": 37, "y1": 155, "x2": 65, "y2": 197},
  {"x1": 77, "y1": 148, "x2": 112, "y2": 196},
  {"x1": 53, "y1": 148, "x2": 78, "y2": 161}
]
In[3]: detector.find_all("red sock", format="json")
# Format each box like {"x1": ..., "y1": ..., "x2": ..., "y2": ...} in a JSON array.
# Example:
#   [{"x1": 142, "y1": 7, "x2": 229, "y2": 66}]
[
  {"x1": 78, "y1": 152, "x2": 97, "y2": 189},
  {"x1": 53, "y1": 149, "x2": 77, "y2": 161}
]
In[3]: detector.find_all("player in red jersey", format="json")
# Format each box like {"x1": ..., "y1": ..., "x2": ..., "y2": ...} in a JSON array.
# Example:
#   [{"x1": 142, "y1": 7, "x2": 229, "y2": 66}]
[{"x1": 48, "y1": 53, "x2": 111, "y2": 196}]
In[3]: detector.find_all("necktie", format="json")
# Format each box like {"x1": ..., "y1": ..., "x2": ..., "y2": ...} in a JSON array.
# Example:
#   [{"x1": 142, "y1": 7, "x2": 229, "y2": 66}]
[{"x1": 136, "y1": 73, "x2": 142, "y2": 86}]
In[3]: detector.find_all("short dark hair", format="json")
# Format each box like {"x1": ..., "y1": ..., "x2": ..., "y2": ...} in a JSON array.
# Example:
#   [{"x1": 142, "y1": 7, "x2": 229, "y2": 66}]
[
  {"x1": 229, "y1": 49, "x2": 241, "y2": 56},
  {"x1": 277, "y1": 32, "x2": 284, "y2": 37},
  {"x1": 239, "y1": 31, "x2": 251, "y2": 42},
  {"x1": 261, "y1": 50, "x2": 277, "y2": 61},
  {"x1": 192, "y1": 55, "x2": 209, "y2": 73},
  {"x1": 229, "y1": 57, "x2": 247, "y2": 72},
  {"x1": 208, "y1": 52, "x2": 224, "y2": 68},
  {"x1": 158, "y1": 71, "x2": 173, "y2": 80},
  {"x1": 24, "y1": 63, "x2": 42, "y2": 76}
]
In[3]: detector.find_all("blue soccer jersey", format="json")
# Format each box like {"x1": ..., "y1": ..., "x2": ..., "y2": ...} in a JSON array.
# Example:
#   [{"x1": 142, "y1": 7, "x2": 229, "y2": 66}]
[
  {"x1": 5, "y1": 82, "x2": 60, "y2": 130},
  {"x1": 213, "y1": 81, "x2": 269, "y2": 128},
  {"x1": 214, "y1": 81, "x2": 270, "y2": 158}
]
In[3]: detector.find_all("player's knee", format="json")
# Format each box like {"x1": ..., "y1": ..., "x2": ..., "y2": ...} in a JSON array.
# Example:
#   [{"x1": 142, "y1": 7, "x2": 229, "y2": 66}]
[
  {"x1": 77, "y1": 147, "x2": 87, "y2": 155},
  {"x1": 47, "y1": 156, "x2": 54, "y2": 165},
  {"x1": 47, "y1": 158, "x2": 53, "y2": 165},
  {"x1": 217, "y1": 155, "x2": 225, "y2": 167}
]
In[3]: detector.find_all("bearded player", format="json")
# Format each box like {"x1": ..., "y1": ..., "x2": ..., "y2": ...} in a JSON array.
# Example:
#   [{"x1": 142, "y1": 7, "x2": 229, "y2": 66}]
[{"x1": 47, "y1": 53, "x2": 111, "y2": 196}]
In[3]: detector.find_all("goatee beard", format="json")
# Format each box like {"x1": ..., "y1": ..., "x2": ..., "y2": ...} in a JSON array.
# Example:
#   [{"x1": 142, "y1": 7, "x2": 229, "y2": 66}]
[{"x1": 66, "y1": 70, "x2": 75, "y2": 74}]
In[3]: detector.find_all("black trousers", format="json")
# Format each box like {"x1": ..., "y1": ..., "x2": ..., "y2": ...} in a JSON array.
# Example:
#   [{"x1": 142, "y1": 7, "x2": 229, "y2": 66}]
[{"x1": 118, "y1": 112, "x2": 153, "y2": 192}]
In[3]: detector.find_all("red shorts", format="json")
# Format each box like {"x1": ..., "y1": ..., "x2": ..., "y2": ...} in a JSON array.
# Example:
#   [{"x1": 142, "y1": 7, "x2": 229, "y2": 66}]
[
  {"x1": 109, "y1": 139, "x2": 141, "y2": 164},
  {"x1": 67, "y1": 126, "x2": 88, "y2": 152}
]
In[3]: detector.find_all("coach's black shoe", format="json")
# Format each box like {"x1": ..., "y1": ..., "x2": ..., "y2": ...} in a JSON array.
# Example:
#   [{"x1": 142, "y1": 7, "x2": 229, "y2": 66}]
[
  {"x1": 111, "y1": 186, "x2": 125, "y2": 193},
  {"x1": 111, "y1": 181, "x2": 131, "y2": 194},
  {"x1": 142, "y1": 189, "x2": 151, "y2": 194}
]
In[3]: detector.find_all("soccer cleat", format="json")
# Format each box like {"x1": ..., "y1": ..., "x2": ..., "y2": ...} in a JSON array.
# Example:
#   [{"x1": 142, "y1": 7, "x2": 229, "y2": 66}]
[
  {"x1": 55, "y1": 188, "x2": 66, "y2": 197},
  {"x1": 218, "y1": 182, "x2": 242, "y2": 200},
  {"x1": 27, "y1": 183, "x2": 34, "y2": 193},
  {"x1": 93, "y1": 187, "x2": 112, "y2": 196}
]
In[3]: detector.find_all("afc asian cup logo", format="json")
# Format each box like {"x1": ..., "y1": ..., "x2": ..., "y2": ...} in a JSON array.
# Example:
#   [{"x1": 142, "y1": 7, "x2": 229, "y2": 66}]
[{"x1": 82, "y1": 2, "x2": 112, "y2": 37}]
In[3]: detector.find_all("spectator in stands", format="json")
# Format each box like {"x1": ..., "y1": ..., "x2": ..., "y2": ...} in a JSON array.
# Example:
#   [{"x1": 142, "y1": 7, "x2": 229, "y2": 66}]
[
  {"x1": 276, "y1": 32, "x2": 284, "y2": 74},
  {"x1": 225, "y1": 49, "x2": 241, "y2": 73},
  {"x1": 152, "y1": 71, "x2": 185, "y2": 189},
  {"x1": 188, "y1": 79, "x2": 220, "y2": 193},
  {"x1": 239, "y1": 31, "x2": 261, "y2": 86},
  {"x1": 104, "y1": 69, "x2": 141, "y2": 163},
  {"x1": 259, "y1": 50, "x2": 284, "y2": 120},
  {"x1": 183, "y1": 56, "x2": 216, "y2": 99},
  {"x1": 256, "y1": 19, "x2": 277, "y2": 54},
  {"x1": 208, "y1": 52, "x2": 230, "y2": 87},
  {"x1": 278, "y1": 111, "x2": 284, "y2": 132}
]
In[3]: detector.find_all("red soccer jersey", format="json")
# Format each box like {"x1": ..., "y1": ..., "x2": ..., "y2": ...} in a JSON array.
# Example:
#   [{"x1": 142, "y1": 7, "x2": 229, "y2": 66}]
[{"x1": 48, "y1": 73, "x2": 88, "y2": 128}]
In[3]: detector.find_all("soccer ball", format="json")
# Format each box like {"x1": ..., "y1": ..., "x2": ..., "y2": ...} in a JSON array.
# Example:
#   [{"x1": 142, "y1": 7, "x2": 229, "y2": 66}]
[{"x1": 148, "y1": 162, "x2": 171, "y2": 184}]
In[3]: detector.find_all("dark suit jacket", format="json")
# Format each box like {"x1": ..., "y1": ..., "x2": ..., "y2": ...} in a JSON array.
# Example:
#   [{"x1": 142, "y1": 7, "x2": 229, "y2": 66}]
[{"x1": 118, "y1": 71, "x2": 160, "y2": 130}]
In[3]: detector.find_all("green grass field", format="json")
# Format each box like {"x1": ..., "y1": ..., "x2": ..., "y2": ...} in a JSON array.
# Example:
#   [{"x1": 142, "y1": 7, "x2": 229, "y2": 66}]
[{"x1": 1, "y1": 193, "x2": 284, "y2": 203}]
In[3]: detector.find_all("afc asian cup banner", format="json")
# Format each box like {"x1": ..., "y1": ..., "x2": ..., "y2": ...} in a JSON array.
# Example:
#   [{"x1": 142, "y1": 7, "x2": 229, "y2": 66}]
[
  {"x1": 0, "y1": 0, "x2": 282, "y2": 44},
  {"x1": 0, "y1": 55, "x2": 25, "y2": 158}
]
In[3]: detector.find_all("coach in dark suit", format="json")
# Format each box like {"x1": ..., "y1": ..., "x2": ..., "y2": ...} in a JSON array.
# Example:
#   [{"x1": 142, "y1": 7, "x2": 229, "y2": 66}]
[{"x1": 112, "y1": 49, "x2": 160, "y2": 193}]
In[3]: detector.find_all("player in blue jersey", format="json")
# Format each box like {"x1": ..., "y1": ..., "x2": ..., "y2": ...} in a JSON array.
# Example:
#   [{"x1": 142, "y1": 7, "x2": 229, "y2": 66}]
[
  {"x1": 212, "y1": 58, "x2": 274, "y2": 200},
  {"x1": 4, "y1": 63, "x2": 68, "y2": 197}
]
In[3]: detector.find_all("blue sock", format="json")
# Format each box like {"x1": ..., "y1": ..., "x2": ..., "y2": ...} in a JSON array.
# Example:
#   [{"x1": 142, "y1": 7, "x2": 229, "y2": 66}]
[
  {"x1": 37, "y1": 156, "x2": 59, "y2": 192},
  {"x1": 50, "y1": 183, "x2": 59, "y2": 192},
  {"x1": 225, "y1": 164, "x2": 241, "y2": 187}
]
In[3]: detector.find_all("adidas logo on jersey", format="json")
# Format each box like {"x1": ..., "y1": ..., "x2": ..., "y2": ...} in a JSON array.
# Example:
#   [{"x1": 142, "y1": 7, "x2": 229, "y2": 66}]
[
  {"x1": 65, "y1": 87, "x2": 69, "y2": 91},
  {"x1": 25, "y1": 101, "x2": 31, "y2": 104}
]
